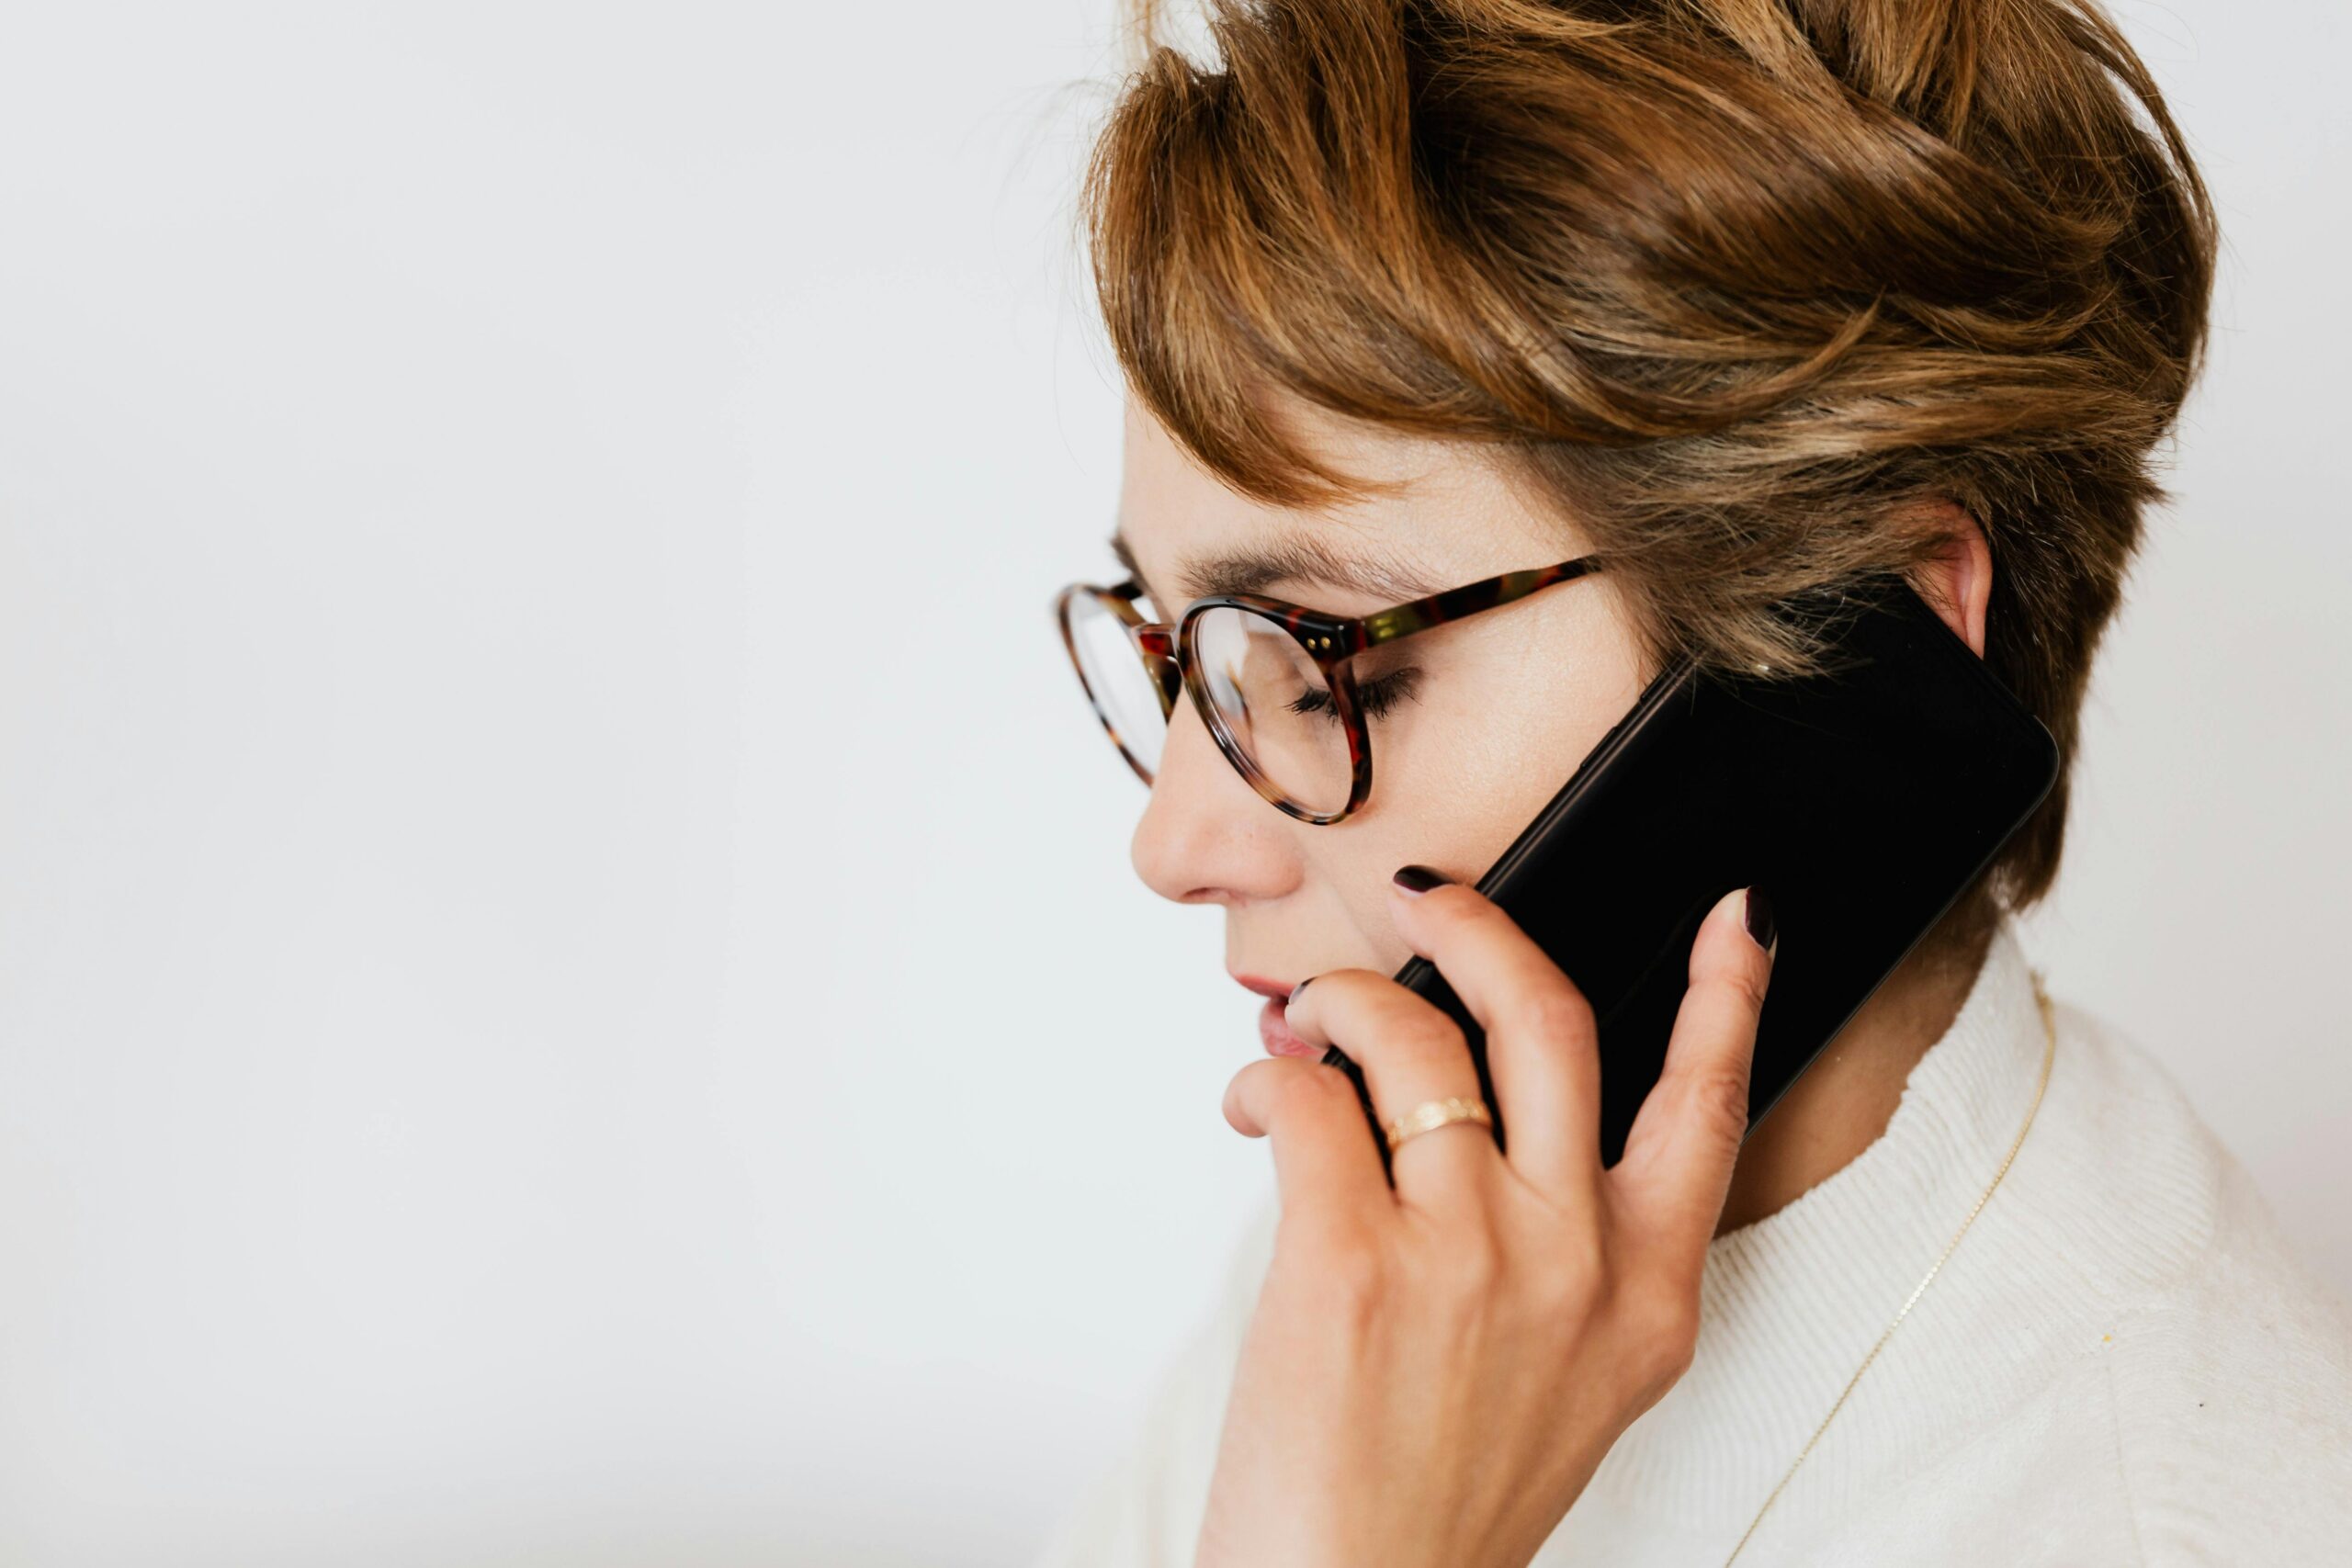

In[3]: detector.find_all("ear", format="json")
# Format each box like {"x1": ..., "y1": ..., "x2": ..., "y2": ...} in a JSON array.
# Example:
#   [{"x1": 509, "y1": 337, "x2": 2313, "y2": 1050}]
[{"x1": 1906, "y1": 499, "x2": 1992, "y2": 658}]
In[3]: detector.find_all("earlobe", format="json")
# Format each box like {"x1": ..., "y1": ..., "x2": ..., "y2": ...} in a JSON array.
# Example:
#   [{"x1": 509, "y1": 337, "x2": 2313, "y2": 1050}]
[{"x1": 1909, "y1": 501, "x2": 1993, "y2": 658}]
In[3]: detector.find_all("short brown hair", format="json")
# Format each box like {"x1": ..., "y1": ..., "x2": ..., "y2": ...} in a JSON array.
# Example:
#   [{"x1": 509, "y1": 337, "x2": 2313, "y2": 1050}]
[{"x1": 1079, "y1": 0, "x2": 2216, "y2": 920}]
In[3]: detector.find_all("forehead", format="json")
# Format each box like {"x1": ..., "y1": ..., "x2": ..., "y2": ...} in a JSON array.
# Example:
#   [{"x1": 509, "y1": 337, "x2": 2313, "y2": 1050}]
[{"x1": 1114, "y1": 397, "x2": 1580, "y2": 607}]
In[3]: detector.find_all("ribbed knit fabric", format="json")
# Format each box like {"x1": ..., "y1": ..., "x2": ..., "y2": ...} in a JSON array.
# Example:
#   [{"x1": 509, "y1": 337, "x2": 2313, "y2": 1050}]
[{"x1": 1031, "y1": 918, "x2": 2352, "y2": 1566}]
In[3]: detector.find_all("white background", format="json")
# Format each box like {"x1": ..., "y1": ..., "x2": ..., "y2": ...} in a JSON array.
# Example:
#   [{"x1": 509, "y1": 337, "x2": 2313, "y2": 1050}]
[{"x1": 0, "y1": 3, "x2": 2342, "y2": 1563}]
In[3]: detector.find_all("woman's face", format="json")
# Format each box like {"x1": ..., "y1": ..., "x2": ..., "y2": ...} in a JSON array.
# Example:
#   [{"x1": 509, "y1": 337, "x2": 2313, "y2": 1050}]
[{"x1": 1114, "y1": 398, "x2": 1653, "y2": 1051}]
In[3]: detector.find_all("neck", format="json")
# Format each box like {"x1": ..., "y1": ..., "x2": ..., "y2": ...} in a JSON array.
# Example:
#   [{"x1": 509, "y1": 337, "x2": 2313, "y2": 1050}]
[{"x1": 1713, "y1": 913, "x2": 1999, "y2": 1236}]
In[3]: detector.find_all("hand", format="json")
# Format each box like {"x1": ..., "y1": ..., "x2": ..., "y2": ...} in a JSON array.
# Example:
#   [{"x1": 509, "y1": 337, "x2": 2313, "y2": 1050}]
[{"x1": 1196, "y1": 874, "x2": 1777, "y2": 1568}]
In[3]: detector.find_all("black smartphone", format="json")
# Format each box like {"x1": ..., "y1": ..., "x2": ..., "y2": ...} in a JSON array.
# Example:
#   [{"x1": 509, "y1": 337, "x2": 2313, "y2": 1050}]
[{"x1": 1322, "y1": 570, "x2": 2061, "y2": 1181}]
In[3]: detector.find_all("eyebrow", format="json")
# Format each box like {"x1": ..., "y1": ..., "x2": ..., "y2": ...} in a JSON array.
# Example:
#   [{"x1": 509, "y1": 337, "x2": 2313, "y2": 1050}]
[{"x1": 1108, "y1": 525, "x2": 1446, "y2": 609}]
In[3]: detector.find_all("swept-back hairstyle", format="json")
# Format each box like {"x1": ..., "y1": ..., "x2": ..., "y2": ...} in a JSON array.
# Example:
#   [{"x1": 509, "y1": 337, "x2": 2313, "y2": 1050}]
[{"x1": 1080, "y1": 0, "x2": 2216, "y2": 919}]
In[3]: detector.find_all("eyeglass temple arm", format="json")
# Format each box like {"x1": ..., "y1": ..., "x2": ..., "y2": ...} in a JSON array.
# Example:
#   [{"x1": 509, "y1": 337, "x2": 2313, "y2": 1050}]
[{"x1": 1359, "y1": 555, "x2": 1604, "y2": 648}]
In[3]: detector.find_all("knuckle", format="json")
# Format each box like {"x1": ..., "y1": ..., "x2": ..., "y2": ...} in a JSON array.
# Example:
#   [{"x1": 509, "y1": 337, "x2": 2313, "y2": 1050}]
[
  {"x1": 1682, "y1": 1063, "x2": 1755, "y2": 1144},
  {"x1": 1646, "y1": 1304, "x2": 1701, "y2": 1389},
  {"x1": 1303, "y1": 972, "x2": 1477, "y2": 1068},
  {"x1": 1420, "y1": 884, "x2": 1506, "y2": 943},
  {"x1": 1231, "y1": 1057, "x2": 1351, "y2": 1141},
  {"x1": 1725, "y1": 962, "x2": 1772, "y2": 1016},
  {"x1": 1434, "y1": 1219, "x2": 1504, "y2": 1305},
  {"x1": 1234, "y1": 1055, "x2": 1302, "y2": 1111},
  {"x1": 1282, "y1": 967, "x2": 1371, "y2": 1031},
  {"x1": 1233, "y1": 1057, "x2": 1290, "y2": 1097},
  {"x1": 1461, "y1": 893, "x2": 1532, "y2": 946},
  {"x1": 1289, "y1": 1221, "x2": 1387, "y2": 1323},
  {"x1": 1348, "y1": 1005, "x2": 1465, "y2": 1073},
  {"x1": 1517, "y1": 982, "x2": 1596, "y2": 1047},
  {"x1": 1311, "y1": 965, "x2": 1387, "y2": 1002},
  {"x1": 1565, "y1": 1228, "x2": 1612, "y2": 1313},
  {"x1": 1422, "y1": 882, "x2": 1486, "y2": 919},
  {"x1": 1396, "y1": 1011, "x2": 1469, "y2": 1064},
  {"x1": 1524, "y1": 1218, "x2": 1608, "y2": 1318},
  {"x1": 1632, "y1": 1274, "x2": 1702, "y2": 1391}
]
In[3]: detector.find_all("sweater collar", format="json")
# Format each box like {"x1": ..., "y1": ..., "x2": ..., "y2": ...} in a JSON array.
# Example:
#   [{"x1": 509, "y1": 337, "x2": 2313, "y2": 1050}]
[{"x1": 1589, "y1": 914, "x2": 2052, "y2": 1511}]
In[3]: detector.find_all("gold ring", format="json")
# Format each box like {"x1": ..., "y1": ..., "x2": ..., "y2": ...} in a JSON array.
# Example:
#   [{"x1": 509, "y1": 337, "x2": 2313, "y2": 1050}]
[{"x1": 1383, "y1": 1096, "x2": 1494, "y2": 1153}]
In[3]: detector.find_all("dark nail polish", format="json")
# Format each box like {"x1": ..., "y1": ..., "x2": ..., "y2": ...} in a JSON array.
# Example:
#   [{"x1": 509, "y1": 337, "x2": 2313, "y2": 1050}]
[
  {"x1": 1287, "y1": 976, "x2": 1313, "y2": 1007},
  {"x1": 1743, "y1": 886, "x2": 1777, "y2": 956},
  {"x1": 1393, "y1": 863, "x2": 1452, "y2": 894}
]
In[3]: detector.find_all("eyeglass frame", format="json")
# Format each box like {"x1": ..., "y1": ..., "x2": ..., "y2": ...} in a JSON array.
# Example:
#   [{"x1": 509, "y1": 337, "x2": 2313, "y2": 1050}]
[{"x1": 1051, "y1": 554, "x2": 1607, "y2": 825}]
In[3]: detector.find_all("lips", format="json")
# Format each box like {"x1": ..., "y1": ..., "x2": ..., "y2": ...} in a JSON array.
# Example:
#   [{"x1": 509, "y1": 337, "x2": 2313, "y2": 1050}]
[
  {"x1": 1256, "y1": 998, "x2": 1319, "y2": 1057},
  {"x1": 1233, "y1": 973, "x2": 1320, "y2": 1058},
  {"x1": 1231, "y1": 973, "x2": 1294, "y2": 1002}
]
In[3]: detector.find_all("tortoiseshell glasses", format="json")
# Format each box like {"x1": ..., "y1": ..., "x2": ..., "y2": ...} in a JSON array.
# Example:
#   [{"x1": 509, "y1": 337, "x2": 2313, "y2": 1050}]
[{"x1": 1051, "y1": 556, "x2": 1605, "y2": 825}]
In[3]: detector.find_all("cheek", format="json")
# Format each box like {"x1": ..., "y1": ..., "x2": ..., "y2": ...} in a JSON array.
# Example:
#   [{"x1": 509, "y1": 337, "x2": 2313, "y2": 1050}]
[
  {"x1": 1312, "y1": 696, "x2": 1617, "y2": 975},
  {"x1": 1371, "y1": 634, "x2": 1646, "y2": 882},
  {"x1": 1312, "y1": 599, "x2": 1649, "y2": 970}
]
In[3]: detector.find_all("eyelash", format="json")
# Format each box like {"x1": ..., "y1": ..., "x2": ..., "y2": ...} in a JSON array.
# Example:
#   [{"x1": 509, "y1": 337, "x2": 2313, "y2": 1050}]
[{"x1": 1288, "y1": 666, "x2": 1423, "y2": 726}]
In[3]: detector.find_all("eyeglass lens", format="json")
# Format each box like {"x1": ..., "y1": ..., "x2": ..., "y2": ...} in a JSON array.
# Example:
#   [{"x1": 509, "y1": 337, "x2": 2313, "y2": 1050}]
[
  {"x1": 1062, "y1": 589, "x2": 1168, "y2": 777},
  {"x1": 1186, "y1": 605, "x2": 1354, "y2": 817},
  {"x1": 1062, "y1": 587, "x2": 1361, "y2": 817}
]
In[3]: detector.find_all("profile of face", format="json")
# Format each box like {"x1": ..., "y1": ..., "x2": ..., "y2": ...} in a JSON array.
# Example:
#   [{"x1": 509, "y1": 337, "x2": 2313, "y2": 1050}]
[
  {"x1": 1112, "y1": 396, "x2": 1990, "y2": 1055},
  {"x1": 1114, "y1": 398, "x2": 1652, "y2": 1035}
]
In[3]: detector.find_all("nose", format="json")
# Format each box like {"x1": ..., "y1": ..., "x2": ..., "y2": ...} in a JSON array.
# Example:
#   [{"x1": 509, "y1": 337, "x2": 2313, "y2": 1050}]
[{"x1": 1129, "y1": 698, "x2": 1297, "y2": 907}]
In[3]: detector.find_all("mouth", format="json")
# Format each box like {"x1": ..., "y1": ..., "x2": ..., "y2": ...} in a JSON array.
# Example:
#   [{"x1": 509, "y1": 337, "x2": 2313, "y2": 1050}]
[{"x1": 1232, "y1": 972, "x2": 1320, "y2": 1059}]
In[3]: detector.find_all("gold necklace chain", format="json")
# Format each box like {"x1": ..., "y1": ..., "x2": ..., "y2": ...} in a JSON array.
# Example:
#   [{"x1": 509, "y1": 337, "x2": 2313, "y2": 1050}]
[{"x1": 1721, "y1": 968, "x2": 2058, "y2": 1566}]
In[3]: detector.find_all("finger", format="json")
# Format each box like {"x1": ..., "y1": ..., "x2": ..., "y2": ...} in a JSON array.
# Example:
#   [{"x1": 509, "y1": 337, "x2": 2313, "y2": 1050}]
[
  {"x1": 1383, "y1": 864, "x2": 1601, "y2": 1202},
  {"x1": 1613, "y1": 885, "x2": 1776, "y2": 1247},
  {"x1": 1223, "y1": 1056, "x2": 1392, "y2": 1233},
  {"x1": 1280, "y1": 967, "x2": 1498, "y2": 1206}
]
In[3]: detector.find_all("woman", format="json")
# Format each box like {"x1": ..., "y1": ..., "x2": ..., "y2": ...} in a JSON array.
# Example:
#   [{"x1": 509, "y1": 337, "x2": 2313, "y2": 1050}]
[{"x1": 1035, "y1": 3, "x2": 2352, "y2": 1564}]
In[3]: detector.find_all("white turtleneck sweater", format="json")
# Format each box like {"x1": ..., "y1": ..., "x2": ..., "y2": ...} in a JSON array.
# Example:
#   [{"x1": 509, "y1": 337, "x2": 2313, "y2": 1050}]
[{"x1": 1031, "y1": 919, "x2": 2352, "y2": 1565}]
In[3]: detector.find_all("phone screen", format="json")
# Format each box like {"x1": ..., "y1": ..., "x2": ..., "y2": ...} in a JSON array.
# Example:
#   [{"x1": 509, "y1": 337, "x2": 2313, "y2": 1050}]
[{"x1": 1326, "y1": 571, "x2": 2061, "y2": 1178}]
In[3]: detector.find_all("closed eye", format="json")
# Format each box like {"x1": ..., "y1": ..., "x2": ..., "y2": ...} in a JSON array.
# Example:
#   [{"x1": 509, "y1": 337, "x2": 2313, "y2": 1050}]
[{"x1": 1286, "y1": 666, "x2": 1422, "y2": 726}]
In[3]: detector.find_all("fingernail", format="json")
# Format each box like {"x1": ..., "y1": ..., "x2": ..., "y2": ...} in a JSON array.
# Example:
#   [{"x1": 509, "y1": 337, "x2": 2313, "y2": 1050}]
[
  {"x1": 1286, "y1": 976, "x2": 1313, "y2": 1007},
  {"x1": 1743, "y1": 886, "x2": 1778, "y2": 959},
  {"x1": 1393, "y1": 863, "x2": 1452, "y2": 895}
]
